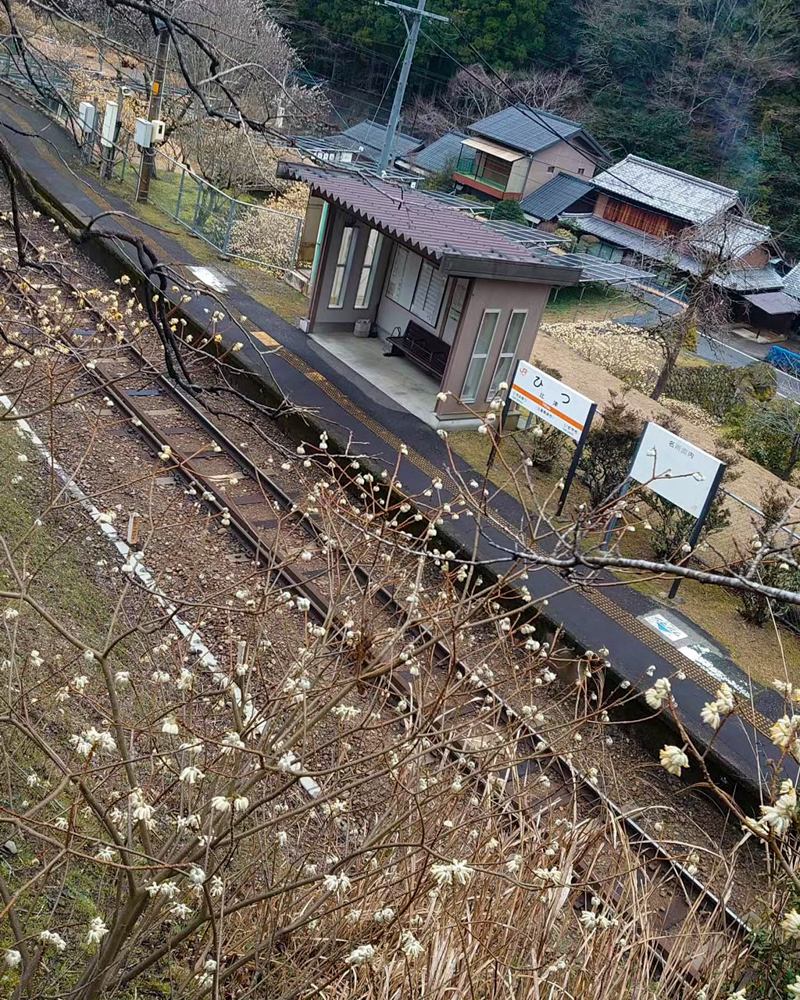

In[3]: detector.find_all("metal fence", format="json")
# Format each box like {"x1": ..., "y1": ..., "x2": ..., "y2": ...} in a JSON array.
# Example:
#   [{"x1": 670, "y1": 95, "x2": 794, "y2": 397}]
[
  {"x1": 79, "y1": 121, "x2": 304, "y2": 271},
  {"x1": 0, "y1": 36, "x2": 74, "y2": 117},
  {"x1": 0, "y1": 36, "x2": 303, "y2": 272}
]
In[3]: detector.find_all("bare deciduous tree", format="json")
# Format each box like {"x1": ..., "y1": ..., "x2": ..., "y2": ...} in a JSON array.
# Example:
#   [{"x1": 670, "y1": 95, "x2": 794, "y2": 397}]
[{"x1": 412, "y1": 65, "x2": 584, "y2": 142}]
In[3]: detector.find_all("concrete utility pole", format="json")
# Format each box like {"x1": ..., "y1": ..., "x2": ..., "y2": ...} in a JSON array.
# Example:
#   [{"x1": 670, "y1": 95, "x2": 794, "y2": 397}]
[
  {"x1": 378, "y1": 0, "x2": 447, "y2": 174},
  {"x1": 137, "y1": 18, "x2": 170, "y2": 203}
]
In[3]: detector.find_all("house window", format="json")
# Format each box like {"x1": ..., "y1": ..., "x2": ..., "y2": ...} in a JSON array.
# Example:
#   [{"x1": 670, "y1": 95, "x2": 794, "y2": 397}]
[
  {"x1": 547, "y1": 165, "x2": 556, "y2": 173},
  {"x1": 329, "y1": 225, "x2": 356, "y2": 308},
  {"x1": 461, "y1": 309, "x2": 500, "y2": 403},
  {"x1": 355, "y1": 230, "x2": 383, "y2": 309},
  {"x1": 577, "y1": 168, "x2": 585, "y2": 175},
  {"x1": 386, "y1": 245, "x2": 421, "y2": 310},
  {"x1": 487, "y1": 310, "x2": 527, "y2": 399},
  {"x1": 411, "y1": 260, "x2": 446, "y2": 327},
  {"x1": 386, "y1": 246, "x2": 445, "y2": 326}
]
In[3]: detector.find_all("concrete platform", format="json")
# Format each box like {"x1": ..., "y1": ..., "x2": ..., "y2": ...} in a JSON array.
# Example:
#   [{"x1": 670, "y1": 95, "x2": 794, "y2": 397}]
[
  {"x1": 310, "y1": 331, "x2": 481, "y2": 428},
  {"x1": 2, "y1": 80, "x2": 792, "y2": 798}
]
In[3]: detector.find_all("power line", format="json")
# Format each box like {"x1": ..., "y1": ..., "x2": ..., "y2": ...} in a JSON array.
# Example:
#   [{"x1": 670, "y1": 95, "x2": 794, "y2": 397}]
[
  {"x1": 285, "y1": 10, "x2": 454, "y2": 88},
  {"x1": 422, "y1": 20, "x2": 761, "y2": 228}
]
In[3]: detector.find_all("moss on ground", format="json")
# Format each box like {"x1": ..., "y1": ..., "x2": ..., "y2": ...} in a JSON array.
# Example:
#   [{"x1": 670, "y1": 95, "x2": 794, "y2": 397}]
[
  {"x1": 544, "y1": 284, "x2": 643, "y2": 323},
  {"x1": 0, "y1": 422, "x2": 114, "y2": 646},
  {"x1": 101, "y1": 172, "x2": 309, "y2": 325}
]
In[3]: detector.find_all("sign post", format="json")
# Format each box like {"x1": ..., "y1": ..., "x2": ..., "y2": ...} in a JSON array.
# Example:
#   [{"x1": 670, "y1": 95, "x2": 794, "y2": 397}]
[
  {"x1": 507, "y1": 360, "x2": 597, "y2": 514},
  {"x1": 665, "y1": 461, "x2": 726, "y2": 598},
  {"x1": 608, "y1": 421, "x2": 727, "y2": 596}
]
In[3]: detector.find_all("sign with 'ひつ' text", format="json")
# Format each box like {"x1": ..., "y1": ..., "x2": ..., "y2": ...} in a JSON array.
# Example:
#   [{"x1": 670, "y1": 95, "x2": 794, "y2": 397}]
[
  {"x1": 629, "y1": 422, "x2": 726, "y2": 519},
  {"x1": 509, "y1": 362, "x2": 595, "y2": 442}
]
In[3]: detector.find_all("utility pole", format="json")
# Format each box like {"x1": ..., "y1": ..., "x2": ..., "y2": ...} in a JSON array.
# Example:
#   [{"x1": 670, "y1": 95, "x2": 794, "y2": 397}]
[
  {"x1": 378, "y1": 0, "x2": 447, "y2": 174},
  {"x1": 136, "y1": 18, "x2": 170, "y2": 203}
]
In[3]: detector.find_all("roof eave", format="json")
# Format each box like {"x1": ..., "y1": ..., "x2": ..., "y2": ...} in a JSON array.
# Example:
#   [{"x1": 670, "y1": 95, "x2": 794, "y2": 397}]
[
  {"x1": 467, "y1": 124, "x2": 556, "y2": 157},
  {"x1": 440, "y1": 254, "x2": 581, "y2": 286}
]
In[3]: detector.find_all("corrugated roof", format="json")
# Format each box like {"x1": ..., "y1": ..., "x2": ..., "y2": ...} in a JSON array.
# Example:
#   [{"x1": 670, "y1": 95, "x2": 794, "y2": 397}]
[
  {"x1": 520, "y1": 174, "x2": 595, "y2": 221},
  {"x1": 743, "y1": 291, "x2": 800, "y2": 315},
  {"x1": 563, "y1": 213, "x2": 783, "y2": 291},
  {"x1": 406, "y1": 130, "x2": 467, "y2": 173},
  {"x1": 337, "y1": 121, "x2": 422, "y2": 160},
  {"x1": 469, "y1": 103, "x2": 604, "y2": 157},
  {"x1": 592, "y1": 155, "x2": 739, "y2": 223},
  {"x1": 278, "y1": 162, "x2": 581, "y2": 284}
]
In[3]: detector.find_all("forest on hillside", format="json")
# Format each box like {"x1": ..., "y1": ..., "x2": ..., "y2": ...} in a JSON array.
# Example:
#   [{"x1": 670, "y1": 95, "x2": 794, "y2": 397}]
[{"x1": 288, "y1": 0, "x2": 800, "y2": 257}]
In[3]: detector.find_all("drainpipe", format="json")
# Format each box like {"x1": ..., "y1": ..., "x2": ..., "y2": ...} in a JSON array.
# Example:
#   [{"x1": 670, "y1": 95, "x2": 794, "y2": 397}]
[
  {"x1": 522, "y1": 156, "x2": 534, "y2": 198},
  {"x1": 310, "y1": 201, "x2": 329, "y2": 287},
  {"x1": 307, "y1": 202, "x2": 333, "y2": 334}
]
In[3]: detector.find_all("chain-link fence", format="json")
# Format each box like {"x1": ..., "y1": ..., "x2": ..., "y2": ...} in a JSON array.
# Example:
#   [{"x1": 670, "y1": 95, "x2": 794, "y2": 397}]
[
  {"x1": 161, "y1": 150, "x2": 302, "y2": 269},
  {"x1": 79, "y1": 124, "x2": 304, "y2": 271},
  {"x1": 0, "y1": 35, "x2": 73, "y2": 117},
  {"x1": 0, "y1": 36, "x2": 303, "y2": 272}
]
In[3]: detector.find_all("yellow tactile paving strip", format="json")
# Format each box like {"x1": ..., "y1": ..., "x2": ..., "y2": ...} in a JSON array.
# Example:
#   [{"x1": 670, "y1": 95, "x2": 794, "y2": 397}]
[{"x1": 8, "y1": 100, "x2": 774, "y2": 740}]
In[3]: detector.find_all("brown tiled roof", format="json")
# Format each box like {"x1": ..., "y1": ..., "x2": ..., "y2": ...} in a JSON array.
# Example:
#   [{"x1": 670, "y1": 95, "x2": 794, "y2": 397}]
[{"x1": 277, "y1": 162, "x2": 581, "y2": 284}]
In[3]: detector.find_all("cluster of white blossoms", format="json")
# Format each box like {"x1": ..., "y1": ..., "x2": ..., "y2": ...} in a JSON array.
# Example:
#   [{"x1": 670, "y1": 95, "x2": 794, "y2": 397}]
[
  {"x1": 700, "y1": 682, "x2": 735, "y2": 730},
  {"x1": 345, "y1": 944, "x2": 375, "y2": 966},
  {"x1": 781, "y1": 908, "x2": 800, "y2": 938},
  {"x1": 644, "y1": 676, "x2": 671, "y2": 711},
  {"x1": 400, "y1": 930, "x2": 424, "y2": 959},
  {"x1": 659, "y1": 745, "x2": 689, "y2": 777},
  {"x1": 39, "y1": 929, "x2": 67, "y2": 951},
  {"x1": 211, "y1": 794, "x2": 249, "y2": 814},
  {"x1": 322, "y1": 872, "x2": 352, "y2": 897},
  {"x1": 758, "y1": 780, "x2": 798, "y2": 838},
  {"x1": 197, "y1": 958, "x2": 217, "y2": 988},
  {"x1": 770, "y1": 714, "x2": 800, "y2": 757},
  {"x1": 69, "y1": 727, "x2": 117, "y2": 757},
  {"x1": 430, "y1": 860, "x2": 471, "y2": 887},
  {"x1": 579, "y1": 896, "x2": 619, "y2": 932},
  {"x1": 130, "y1": 788, "x2": 156, "y2": 829},
  {"x1": 85, "y1": 917, "x2": 109, "y2": 949}
]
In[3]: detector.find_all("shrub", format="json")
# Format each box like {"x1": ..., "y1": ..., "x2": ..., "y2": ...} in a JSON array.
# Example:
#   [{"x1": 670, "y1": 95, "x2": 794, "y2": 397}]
[
  {"x1": 666, "y1": 361, "x2": 777, "y2": 421},
  {"x1": 579, "y1": 392, "x2": 643, "y2": 507},
  {"x1": 423, "y1": 157, "x2": 457, "y2": 192},
  {"x1": 742, "y1": 361, "x2": 778, "y2": 402},
  {"x1": 491, "y1": 199, "x2": 527, "y2": 223},
  {"x1": 665, "y1": 364, "x2": 740, "y2": 419},
  {"x1": 737, "y1": 485, "x2": 800, "y2": 625},
  {"x1": 543, "y1": 320, "x2": 662, "y2": 392},
  {"x1": 522, "y1": 420, "x2": 568, "y2": 472},
  {"x1": 645, "y1": 491, "x2": 730, "y2": 562},
  {"x1": 723, "y1": 398, "x2": 800, "y2": 481}
]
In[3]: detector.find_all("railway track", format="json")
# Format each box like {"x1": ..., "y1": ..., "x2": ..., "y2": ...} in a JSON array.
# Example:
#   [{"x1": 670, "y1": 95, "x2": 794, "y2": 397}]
[{"x1": 42, "y1": 317, "x2": 751, "y2": 987}]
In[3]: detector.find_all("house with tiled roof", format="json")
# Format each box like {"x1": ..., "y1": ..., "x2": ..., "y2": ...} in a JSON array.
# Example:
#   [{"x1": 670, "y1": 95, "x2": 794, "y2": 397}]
[
  {"x1": 397, "y1": 130, "x2": 468, "y2": 177},
  {"x1": 451, "y1": 104, "x2": 606, "y2": 202},
  {"x1": 561, "y1": 155, "x2": 783, "y2": 298}
]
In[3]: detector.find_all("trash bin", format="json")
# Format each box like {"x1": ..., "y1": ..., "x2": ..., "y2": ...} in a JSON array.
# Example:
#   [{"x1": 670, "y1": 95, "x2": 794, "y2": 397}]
[{"x1": 353, "y1": 319, "x2": 371, "y2": 338}]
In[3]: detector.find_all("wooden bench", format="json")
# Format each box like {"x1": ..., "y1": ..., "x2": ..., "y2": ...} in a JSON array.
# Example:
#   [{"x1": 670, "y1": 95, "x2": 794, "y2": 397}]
[{"x1": 385, "y1": 321, "x2": 450, "y2": 380}]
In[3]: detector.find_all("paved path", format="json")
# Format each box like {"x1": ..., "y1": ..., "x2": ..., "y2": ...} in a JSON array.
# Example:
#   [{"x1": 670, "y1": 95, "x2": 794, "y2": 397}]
[{"x1": 0, "y1": 85, "x2": 793, "y2": 797}]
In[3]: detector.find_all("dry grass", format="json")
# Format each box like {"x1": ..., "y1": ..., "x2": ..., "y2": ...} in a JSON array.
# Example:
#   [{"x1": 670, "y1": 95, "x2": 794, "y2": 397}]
[{"x1": 531, "y1": 330, "x2": 800, "y2": 560}]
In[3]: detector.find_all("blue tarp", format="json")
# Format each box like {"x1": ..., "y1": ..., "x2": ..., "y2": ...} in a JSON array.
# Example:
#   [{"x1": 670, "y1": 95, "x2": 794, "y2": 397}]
[{"x1": 766, "y1": 345, "x2": 800, "y2": 375}]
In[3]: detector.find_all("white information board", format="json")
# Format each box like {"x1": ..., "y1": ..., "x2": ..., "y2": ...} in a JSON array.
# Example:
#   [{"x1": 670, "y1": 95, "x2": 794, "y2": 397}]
[
  {"x1": 629, "y1": 422, "x2": 725, "y2": 519},
  {"x1": 100, "y1": 101, "x2": 118, "y2": 148},
  {"x1": 509, "y1": 361, "x2": 594, "y2": 442}
]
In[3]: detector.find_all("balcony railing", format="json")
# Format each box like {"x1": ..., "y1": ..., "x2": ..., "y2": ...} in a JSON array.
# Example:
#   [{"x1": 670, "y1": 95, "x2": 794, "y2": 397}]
[{"x1": 453, "y1": 152, "x2": 511, "y2": 194}]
